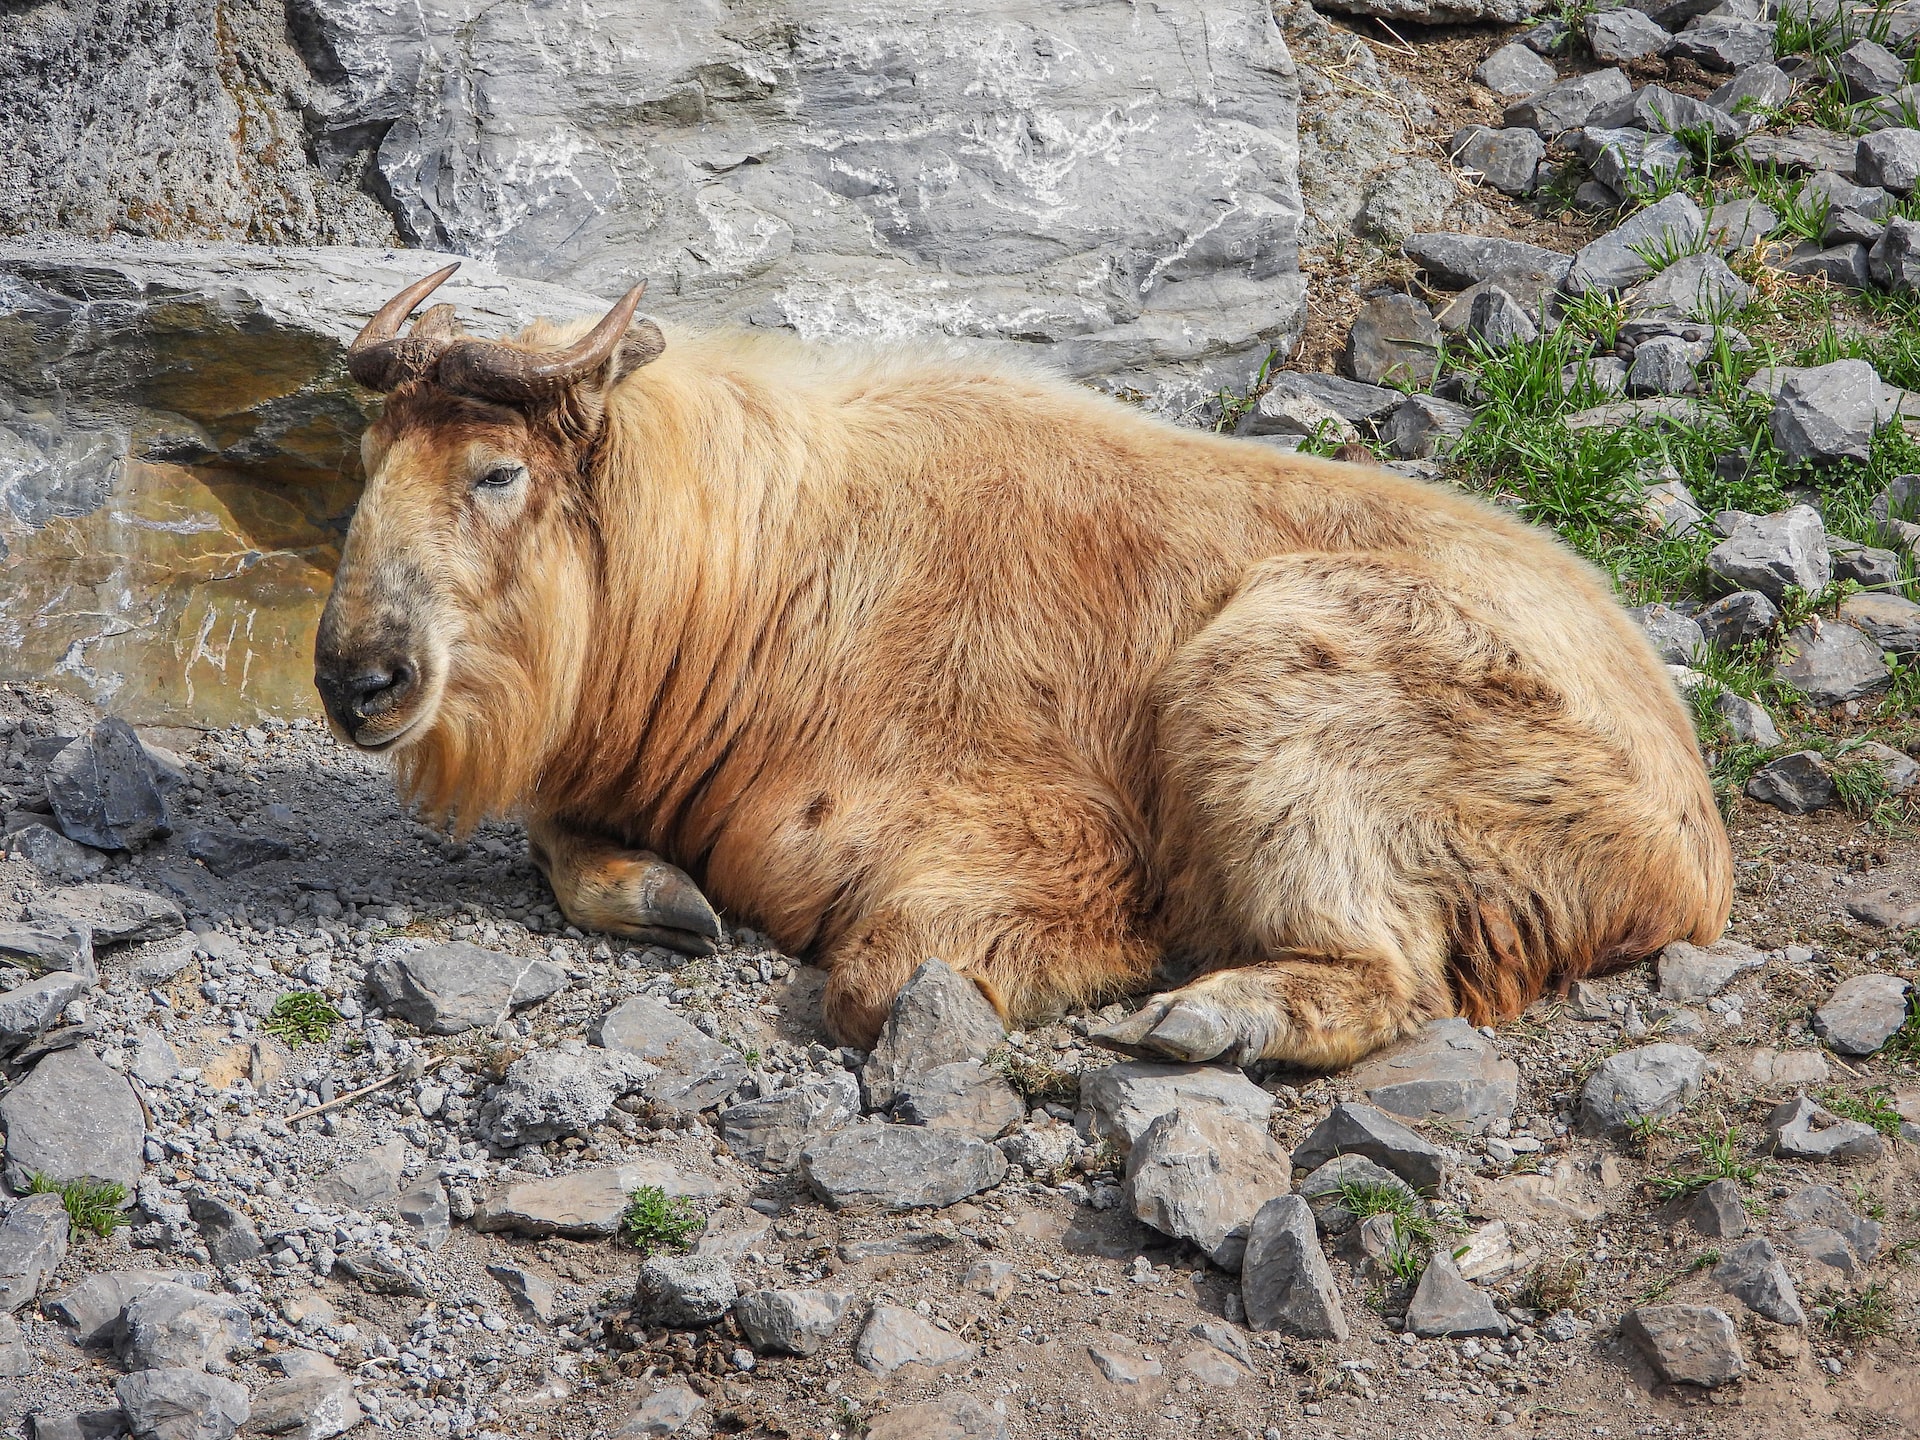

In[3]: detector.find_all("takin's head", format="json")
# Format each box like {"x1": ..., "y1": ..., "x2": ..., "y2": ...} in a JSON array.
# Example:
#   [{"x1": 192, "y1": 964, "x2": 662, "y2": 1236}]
[{"x1": 314, "y1": 264, "x2": 666, "y2": 818}]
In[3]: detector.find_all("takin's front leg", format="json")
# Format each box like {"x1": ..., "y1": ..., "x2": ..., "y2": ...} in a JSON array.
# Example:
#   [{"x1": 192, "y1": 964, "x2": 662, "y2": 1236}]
[{"x1": 525, "y1": 814, "x2": 723, "y2": 956}]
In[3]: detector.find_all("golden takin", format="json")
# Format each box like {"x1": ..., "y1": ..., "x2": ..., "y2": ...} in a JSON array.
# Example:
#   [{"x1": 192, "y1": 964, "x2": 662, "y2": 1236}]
[{"x1": 314, "y1": 266, "x2": 1731, "y2": 1069}]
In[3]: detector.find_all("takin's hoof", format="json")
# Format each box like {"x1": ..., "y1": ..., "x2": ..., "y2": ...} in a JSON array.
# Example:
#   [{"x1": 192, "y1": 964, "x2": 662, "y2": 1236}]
[
  {"x1": 1088, "y1": 994, "x2": 1261, "y2": 1066},
  {"x1": 568, "y1": 855, "x2": 724, "y2": 957}
]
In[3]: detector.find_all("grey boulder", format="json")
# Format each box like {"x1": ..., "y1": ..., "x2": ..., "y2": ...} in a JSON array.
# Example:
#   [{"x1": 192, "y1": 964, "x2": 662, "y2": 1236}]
[
  {"x1": 800, "y1": 1123, "x2": 1007, "y2": 1211},
  {"x1": 1473, "y1": 43, "x2": 1559, "y2": 95},
  {"x1": 25, "y1": 885, "x2": 182, "y2": 945},
  {"x1": 1292, "y1": 1102, "x2": 1451, "y2": 1193},
  {"x1": 856, "y1": 1304, "x2": 977, "y2": 1375},
  {"x1": 1705, "y1": 506, "x2": 1830, "y2": 601},
  {"x1": 1567, "y1": 193, "x2": 1705, "y2": 294},
  {"x1": 635, "y1": 1255, "x2": 737, "y2": 1328},
  {"x1": 0, "y1": 1194, "x2": 70, "y2": 1313},
  {"x1": 1771, "y1": 360, "x2": 1881, "y2": 464},
  {"x1": 1505, "y1": 69, "x2": 1633, "y2": 135},
  {"x1": 1696, "y1": 590, "x2": 1778, "y2": 650},
  {"x1": 1656, "y1": 940, "x2": 1765, "y2": 1000},
  {"x1": 590, "y1": 997, "x2": 750, "y2": 1112},
  {"x1": 115, "y1": 1368, "x2": 251, "y2": 1440},
  {"x1": 1402, "y1": 233, "x2": 1571, "y2": 290},
  {"x1": 366, "y1": 942, "x2": 567, "y2": 1036},
  {"x1": 1713, "y1": 1238, "x2": 1805, "y2": 1325},
  {"x1": 1451, "y1": 127, "x2": 1548, "y2": 197},
  {"x1": 1578, "y1": 1044, "x2": 1705, "y2": 1134},
  {"x1": 0, "y1": 1046, "x2": 145, "y2": 1193},
  {"x1": 1408, "y1": 1252, "x2": 1509, "y2": 1338},
  {"x1": 1745, "y1": 751, "x2": 1837, "y2": 813},
  {"x1": 1667, "y1": 17, "x2": 1776, "y2": 71},
  {"x1": 1124, "y1": 1108, "x2": 1292, "y2": 1269},
  {"x1": 45, "y1": 718, "x2": 172, "y2": 851},
  {"x1": 1077, "y1": 1060, "x2": 1274, "y2": 1154},
  {"x1": 1587, "y1": 8, "x2": 1672, "y2": 62},
  {"x1": 1621, "y1": 1305, "x2": 1744, "y2": 1387},
  {"x1": 1812, "y1": 974, "x2": 1912, "y2": 1054},
  {"x1": 1766, "y1": 1094, "x2": 1886, "y2": 1162},
  {"x1": 1774, "y1": 621, "x2": 1891, "y2": 707},
  {"x1": 116, "y1": 1283, "x2": 252, "y2": 1372},
  {"x1": 1347, "y1": 1017, "x2": 1518, "y2": 1131},
  {"x1": 861, "y1": 959, "x2": 1006, "y2": 1112},
  {"x1": 1858, "y1": 129, "x2": 1920, "y2": 194},
  {"x1": 477, "y1": 1048, "x2": 655, "y2": 1149},
  {"x1": 1343, "y1": 294, "x2": 1443, "y2": 389},
  {"x1": 719, "y1": 1072, "x2": 862, "y2": 1172},
  {"x1": 733, "y1": 1288, "x2": 856, "y2": 1356},
  {"x1": 1241, "y1": 1194, "x2": 1348, "y2": 1339},
  {"x1": 0, "y1": 973, "x2": 92, "y2": 1057}
]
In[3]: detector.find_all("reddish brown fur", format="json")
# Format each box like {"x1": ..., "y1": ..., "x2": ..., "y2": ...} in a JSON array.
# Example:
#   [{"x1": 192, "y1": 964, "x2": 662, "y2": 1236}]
[{"x1": 317, "y1": 318, "x2": 1733, "y2": 1069}]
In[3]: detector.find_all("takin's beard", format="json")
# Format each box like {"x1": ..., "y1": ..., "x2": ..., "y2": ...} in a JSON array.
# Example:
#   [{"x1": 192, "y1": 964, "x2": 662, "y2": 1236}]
[{"x1": 392, "y1": 601, "x2": 591, "y2": 836}]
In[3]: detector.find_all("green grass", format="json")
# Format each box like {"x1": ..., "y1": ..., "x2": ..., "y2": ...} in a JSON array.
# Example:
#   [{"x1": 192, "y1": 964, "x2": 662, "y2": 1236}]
[
  {"x1": 1331, "y1": 1173, "x2": 1448, "y2": 1282},
  {"x1": 28, "y1": 1173, "x2": 128, "y2": 1241},
  {"x1": 1816, "y1": 1282, "x2": 1894, "y2": 1339},
  {"x1": 262, "y1": 991, "x2": 341, "y2": 1047},
  {"x1": 1646, "y1": 1125, "x2": 1761, "y2": 1201},
  {"x1": 1820, "y1": 1086, "x2": 1906, "y2": 1136},
  {"x1": 1885, "y1": 990, "x2": 1920, "y2": 1062},
  {"x1": 991, "y1": 1046, "x2": 1081, "y2": 1108},
  {"x1": 1635, "y1": 1249, "x2": 1721, "y2": 1305},
  {"x1": 619, "y1": 1185, "x2": 706, "y2": 1256}
]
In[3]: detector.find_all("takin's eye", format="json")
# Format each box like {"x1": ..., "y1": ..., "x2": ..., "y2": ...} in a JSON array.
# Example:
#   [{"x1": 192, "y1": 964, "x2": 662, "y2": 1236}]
[{"x1": 474, "y1": 462, "x2": 527, "y2": 492}]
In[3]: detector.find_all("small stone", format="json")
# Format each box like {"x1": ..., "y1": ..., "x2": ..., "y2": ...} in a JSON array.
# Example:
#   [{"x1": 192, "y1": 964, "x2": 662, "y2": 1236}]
[
  {"x1": 1639, "y1": 478, "x2": 1706, "y2": 537},
  {"x1": 1779, "y1": 1184, "x2": 1882, "y2": 1262},
  {"x1": 1297, "y1": 1154, "x2": 1421, "y2": 1234},
  {"x1": 1628, "y1": 336, "x2": 1698, "y2": 396},
  {"x1": 1453, "y1": 1220, "x2": 1536, "y2": 1283},
  {"x1": 0, "y1": 1046, "x2": 144, "y2": 1193},
  {"x1": 1858, "y1": 128, "x2": 1920, "y2": 194},
  {"x1": 1347, "y1": 1017, "x2": 1518, "y2": 1131},
  {"x1": 1774, "y1": 621, "x2": 1891, "y2": 707},
  {"x1": 1465, "y1": 285, "x2": 1539, "y2": 348},
  {"x1": 1505, "y1": 68, "x2": 1633, "y2": 135},
  {"x1": 1813, "y1": 974, "x2": 1913, "y2": 1054},
  {"x1": 0, "y1": 923, "x2": 96, "y2": 982},
  {"x1": 1583, "y1": 127, "x2": 1692, "y2": 199},
  {"x1": 473, "y1": 1162, "x2": 715, "y2": 1239},
  {"x1": 1714, "y1": 689, "x2": 1782, "y2": 746},
  {"x1": 185, "y1": 1195, "x2": 262, "y2": 1269},
  {"x1": 1564, "y1": 357, "x2": 1629, "y2": 396},
  {"x1": 1344, "y1": 294, "x2": 1443, "y2": 388},
  {"x1": 365, "y1": 942, "x2": 566, "y2": 1035},
  {"x1": 719, "y1": 1072, "x2": 861, "y2": 1172},
  {"x1": 1696, "y1": 590, "x2": 1777, "y2": 650},
  {"x1": 1077, "y1": 1061, "x2": 1274, "y2": 1154},
  {"x1": 615, "y1": 1383, "x2": 705, "y2": 1439},
  {"x1": 1841, "y1": 592, "x2": 1920, "y2": 652},
  {"x1": 1450, "y1": 127, "x2": 1547, "y2": 196},
  {"x1": 1748, "y1": 1048, "x2": 1831, "y2": 1089},
  {"x1": 856, "y1": 1304, "x2": 977, "y2": 1374},
  {"x1": 1621, "y1": 1305, "x2": 1744, "y2": 1387},
  {"x1": 893, "y1": 1059, "x2": 1025, "y2": 1138},
  {"x1": 394, "y1": 1180, "x2": 451, "y2": 1250},
  {"x1": 1708, "y1": 63, "x2": 1793, "y2": 124},
  {"x1": 800, "y1": 1123, "x2": 1007, "y2": 1211},
  {"x1": 1292, "y1": 1102, "x2": 1451, "y2": 1193},
  {"x1": 1124, "y1": 1108, "x2": 1291, "y2": 1268},
  {"x1": 1626, "y1": 253, "x2": 1752, "y2": 320},
  {"x1": 184, "y1": 829, "x2": 291, "y2": 878},
  {"x1": 865, "y1": 1396, "x2": 1008, "y2": 1440},
  {"x1": 1237, "y1": 390, "x2": 1357, "y2": 445},
  {"x1": 1772, "y1": 360, "x2": 1881, "y2": 464},
  {"x1": 861, "y1": 959, "x2": 1006, "y2": 1112},
  {"x1": 1656, "y1": 939, "x2": 1765, "y2": 999},
  {"x1": 1407, "y1": 1252, "x2": 1510, "y2": 1338},
  {"x1": 1829, "y1": 538, "x2": 1902, "y2": 590},
  {"x1": 1402, "y1": 234, "x2": 1572, "y2": 290},
  {"x1": 1705, "y1": 506, "x2": 1830, "y2": 600},
  {"x1": 25, "y1": 884, "x2": 182, "y2": 945},
  {"x1": 1838, "y1": 39, "x2": 1904, "y2": 99},
  {"x1": 117, "y1": 1282, "x2": 251, "y2": 1373},
  {"x1": 733, "y1": 1289, "x2": 855, "y2": 1355},
  {"x1": 1256, "y1": 373, "x2": 1404, "y2": 427},
  {"x1": 1, "y1": 822, "x2": 103, "y2": 883},
  {"x1": 115, "y1": 1368, "x2": 251, "y2": 1440},
  {"x1": 1766, "y1": 1094, "x2": 1886, "y2": 1162},
  {"x1": 1382, "y1": 396, "x2": 1474, "y2": 460},
  {"x1": 635, "y1": 1254, "x2": 737, "y2": 1328},
  {"x1": 1241, "y1": 1194, "x2": 1348, "y2": 1339},
  {"x1": 1745, "y1": 751, "x2": 1837, "y2": 813},
  {"x1": 995, "y1": 1119, "x2": 1080, "y2": 1175},
  {"x1": 44, "y1": 1270, "x2": 206, "y2": 1345},
  {"x1": 486, "y1": 1262, "x2": 557, "y2": 1322},
  {"x1": 1713, "y1": 1238, "x2": 1805, "y2": 1325},
  {"x1": 1689, "y1": 1178, "x2": 1747, "y2": 1239},
  {"x1": 0, "y1": 1312, "x2": 30, "y2": 1377},
  {"x1": 963, "y1": 1257, "x2": 1016, "y2": 1301},
  {"x1": 0, "y1": 973, "x2": 91, "y2": 1057},
  {"x1": 1870, "y1": 218, "x2": 1920, "y2": 291},
  {"x1": 1567, "y1": 193, "x2": 1706, "y2": 294},
  {"x1": 1739, "y1": 124, "x2": 1856, "y2": 176},
  {"x1": 1587, "y1": 8, "x2": 1671, "y2": 62},
  {"x1": 1667, "y1": 17, "x2": 1776, "y2": 71},
  {"x1": 1578, "y1": 1044, "x2": 1705, "y2": 1134},
  {"x1": 1088, "y1": 1340, "x2": 1163, "y2": 1384},
  {"x1": 312, "y1": 1138, "x2": 406, "y2": 1210},
  {"x1": 1704, "y1": 197, "x2": 1779, "y2": 250},
  {"x1": 245, "y1": 1368, "x2": 363, "y2": 1440},
  {"x1": 477, "y1": 1048, "x2": 653, "y2": 1148},
  {"x1": 1846, "y1": 878, "x2": 1920, "y2": 929},
  {"x1": 1523, "y1": 18, "x2": 1569, "y2": 54},
  {"x1": 45, "y1": 718, "x2": 172, "y2": 852},
  {"x1": 0, "y1": 1194, "x2": 69, "y2": 1313},
  {"x1": 1475, "y1": 42, "x2": 1558, "y2": 95},
  {"x1": 1598, "y1": 86, "x2": 1741, "y2": 145},
  {"x1": 129, "y1": 1028, "x2": 180, "y2": 1086}
]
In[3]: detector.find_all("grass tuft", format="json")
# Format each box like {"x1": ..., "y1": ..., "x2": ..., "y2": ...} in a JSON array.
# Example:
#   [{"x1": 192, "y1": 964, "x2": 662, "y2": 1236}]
[
  {"x1": 620, "y1": 1185, "x2": 706, "y2": 1256},
  {"x1": 1820, "y1": 1086, "x2": 1905, "y2": 1137},
  {"x1": 991, "y1": 1046, "x2": 1081, "y2": 1109},
  {"x1": 1816, "y1": 1282, "x2": 1894, "y2": 1339},
  {"x1": 262, "y1": 990, "x2": 342, "y2": 1047},
  {"x1": 1646, "y1": 1125, "x2": 1760, "y2": 1200},
  {"x1": 28, "y1": 1173, "x2": 128, "y2": 1241},
  {"x1": 1520, "y1": 1257, "x2": 1588, "y2": 1312}
]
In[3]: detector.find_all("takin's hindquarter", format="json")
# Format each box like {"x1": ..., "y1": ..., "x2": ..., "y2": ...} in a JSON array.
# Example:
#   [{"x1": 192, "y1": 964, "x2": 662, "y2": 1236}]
[{"x1": 1099, "y1": 545, "x2": 1732, "y2": 1071}]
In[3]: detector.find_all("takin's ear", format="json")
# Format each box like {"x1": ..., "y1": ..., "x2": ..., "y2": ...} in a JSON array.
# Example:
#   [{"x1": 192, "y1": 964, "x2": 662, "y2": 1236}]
[{"x1": 607, "y1": 319, "x2": 666, "y2": 387}]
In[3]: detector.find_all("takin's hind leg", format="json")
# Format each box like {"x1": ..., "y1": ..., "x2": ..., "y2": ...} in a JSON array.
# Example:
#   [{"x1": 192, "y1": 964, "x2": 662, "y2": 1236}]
[
  {"x1": 526, "y1": 814, "x2": 723, "y2": 956},
  {"x1": 1091, "y1": 952, "x2": 1444, "y2": 1070}
]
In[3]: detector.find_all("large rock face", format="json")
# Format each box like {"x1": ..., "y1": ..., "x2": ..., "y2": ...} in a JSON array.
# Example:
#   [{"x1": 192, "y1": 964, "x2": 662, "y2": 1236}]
[
  {"x1": 0, "y1": 241, "x2": 600, "y2": 723},
  {"x1": 293, "y1": 0, "x2": 1306, "y2": 407},
  {"x1": 1, "y1": 0, "x2": 1306, "y2": 725}
]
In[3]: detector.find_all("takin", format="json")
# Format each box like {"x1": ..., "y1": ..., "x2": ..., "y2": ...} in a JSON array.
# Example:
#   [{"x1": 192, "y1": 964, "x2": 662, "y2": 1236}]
[{"x1": 313, "y1": 266, "x2": 1733, "y2": 1070}]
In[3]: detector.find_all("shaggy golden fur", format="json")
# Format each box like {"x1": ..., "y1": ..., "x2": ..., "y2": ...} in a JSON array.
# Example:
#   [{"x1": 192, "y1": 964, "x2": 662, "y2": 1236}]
[{"x1": 316, "y1": 314, "x2": 1733, "y2": 1067}]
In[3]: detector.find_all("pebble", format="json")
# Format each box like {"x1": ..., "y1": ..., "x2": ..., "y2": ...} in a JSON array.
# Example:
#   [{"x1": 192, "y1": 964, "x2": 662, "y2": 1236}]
[
  {"x1": 800, "y1": 1122, "x2": 1008, "y2": 1211},
  {"x1": 733, "y1": 1288, "x2": 856, "y2": 1355},
  {"x1": 1812, "y1": 973, "x2": 1913, "y2": 1054},
  {"x1": 855, "y1": 1304, "x2": 977, "y2": 1374},
  {"x1": 1620, "y1": 1305, "x2": 1744, "y2": 1387},
  {"x1": 1241, "y1": 1194, "x2": 1348, "y2": 1339},
  {"x1": 1766, "y1": 1094, "x2": 1886, "y2": 1162},
  {"x1": 1292, "y1": 1102, "x2": 1451, "y2": 1193},
  {"x1": 1124, "y1": 1108, "x2": 1292, "y2": 1268},
  {"x1": 1578, "y1": 1044, "x2": 1705, "y2": 1134}
]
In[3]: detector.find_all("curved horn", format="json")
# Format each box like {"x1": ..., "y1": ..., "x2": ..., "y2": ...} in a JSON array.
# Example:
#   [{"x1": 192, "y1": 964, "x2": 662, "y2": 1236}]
[
  {"x1": 346, "y1": 263, "x2": 461, "y2": 392},
  {"x1": 436, "y1": 282, "x2": 649, "y2": 403}
]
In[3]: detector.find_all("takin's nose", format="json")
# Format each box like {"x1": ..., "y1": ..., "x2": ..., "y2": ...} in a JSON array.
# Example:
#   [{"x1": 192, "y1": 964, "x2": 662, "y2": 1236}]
[{"x1": 314, "y1": 655, "x2": 418, "y2": 733}]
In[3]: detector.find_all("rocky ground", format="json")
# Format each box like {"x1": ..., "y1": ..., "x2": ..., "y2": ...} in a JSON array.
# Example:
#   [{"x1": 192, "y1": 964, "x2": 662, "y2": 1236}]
[{"x1": 9, "y1": 4, "x2": 1920, "y2": 1440}]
